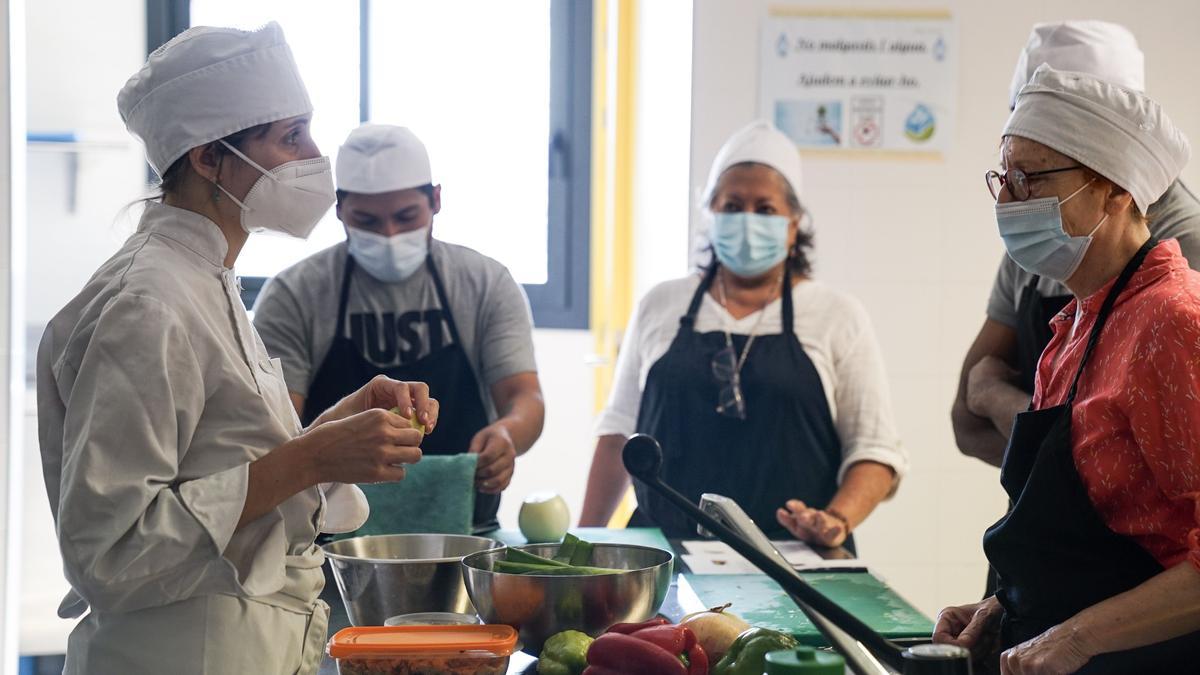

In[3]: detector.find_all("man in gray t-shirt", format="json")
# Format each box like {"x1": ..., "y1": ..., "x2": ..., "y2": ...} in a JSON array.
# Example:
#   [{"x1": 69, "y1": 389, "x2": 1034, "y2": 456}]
[
  {"x1": 253, "y1": 124, "x2": 544, "y2": 526},
  {"x1": 951, "y1": 22, "x2": 1200, "y2": 468},
  {"x1": 255, "y1": 238, "x2": 538, "y2": 422}
]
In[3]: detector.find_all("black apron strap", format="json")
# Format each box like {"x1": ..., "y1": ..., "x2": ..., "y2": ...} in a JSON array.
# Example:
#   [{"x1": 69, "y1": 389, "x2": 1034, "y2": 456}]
[
  {"x1": 1064, "y1": 238, "x2": 1157, "y2": 406},
  {"x1": 335, "y1": 254, "x2": 356, "y2": 339},
  {"x1": 1014, "y1": 272, "x2": 1072, "y2": 395},
  {"x1": 681, "y1": 263, "x2": 720, "y2": 329},
  {"x1": 781, "y1": 264, "x2": 795, "y2": 335},
  {"x1": 425, "y1": 253, "x2": 464, "y2": 347},
  {"x1": 685, "y1": 264, "x2": 792, "y2": 330}
]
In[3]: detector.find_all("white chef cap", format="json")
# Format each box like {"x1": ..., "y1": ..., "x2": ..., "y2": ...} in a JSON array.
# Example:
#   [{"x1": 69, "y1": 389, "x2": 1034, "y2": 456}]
[
  {"x1": 336, "y1": 124, "x2": 432, "y2": 194},
  {"x1": 118, "y1": 22, "x2": 312, "y2": 177},
  {"x1": 1009, "y1": 21, "x2": 1144, "y2": 110},
  {"x1": 703, "y1": 120, "x2": 804, "y2": 211},
  {"x1": 1004, "y1": 65, "x2": 1189, "y2": 214}
]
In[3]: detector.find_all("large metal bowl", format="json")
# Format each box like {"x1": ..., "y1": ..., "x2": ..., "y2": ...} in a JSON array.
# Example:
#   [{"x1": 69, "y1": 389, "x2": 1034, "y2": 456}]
[
  {"x1": 323, "y1": 534, "x2": 503, "y2": 626},
  {"x1": 462, "y1": 543, "x2": 674, "y2": 653}
]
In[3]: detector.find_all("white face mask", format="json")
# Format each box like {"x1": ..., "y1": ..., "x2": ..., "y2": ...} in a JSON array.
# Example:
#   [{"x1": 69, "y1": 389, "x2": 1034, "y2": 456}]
[
  {"x1": 346, "y1": 225, "x2": 431, "y2": 282},
  {"x1": 214, "y1": 140, "x2": 335, "y2": 239}
]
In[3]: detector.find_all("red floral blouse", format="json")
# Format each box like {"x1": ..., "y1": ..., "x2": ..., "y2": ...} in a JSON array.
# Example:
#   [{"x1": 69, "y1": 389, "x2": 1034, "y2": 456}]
[{"x1": 1034, "y1": 239, "x2": 1200, "y2": 572}]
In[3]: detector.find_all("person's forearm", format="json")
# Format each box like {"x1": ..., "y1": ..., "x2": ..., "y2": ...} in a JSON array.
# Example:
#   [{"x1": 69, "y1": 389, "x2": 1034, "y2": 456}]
[
  {"x1": 826, "y1": 460, "x2": 896, "y2": 529},
  {"x1": 952, "y1": 322, "x2": 1021, "y2": 466},
  {"x1": 951, "y1": 399, "x2": 1008, "y2": 467},
  {"x1": 238, "y1": 434, "x2": 319, "y2": 530},
  {"x1": 1068, "y1": 562, "x2": 1200, "y2": 657},
  {"x1": 494, "y1": 391, "x2": 545, "y2": 456},
  {"x1": 579, "y1": 435, "x2": 633, "y2": 526},
  {"x1": 975, "y1": 381, "x2": 1030, "y2": 441}
]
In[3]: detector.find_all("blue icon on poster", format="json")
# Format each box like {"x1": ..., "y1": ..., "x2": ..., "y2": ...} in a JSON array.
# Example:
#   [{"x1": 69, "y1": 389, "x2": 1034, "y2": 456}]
[{"x1": 904, "y1": 104, "x2": 936, "y2": 142}]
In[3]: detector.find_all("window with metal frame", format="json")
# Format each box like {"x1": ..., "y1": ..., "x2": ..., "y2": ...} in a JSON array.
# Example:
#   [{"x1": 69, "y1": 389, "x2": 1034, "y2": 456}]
[{"x1": 146, "y1": 0, "x2": 591, "y2": 328}]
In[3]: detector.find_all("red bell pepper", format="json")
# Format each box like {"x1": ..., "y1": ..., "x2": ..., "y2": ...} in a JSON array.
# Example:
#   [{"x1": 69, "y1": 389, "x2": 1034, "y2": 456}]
[
  {"x1": 627, "y1": 625, "x2": 688, "y2": 654},
  {"x1": 689, "y1": 641, "x2": 710, "y2": 675},
  {"x1": 605, "y1": 616, "x2": 670, "y2": 635},
  {"x1": 587, "y1": 624, "x2": 710, "y2": 675},
  {"x1": 587, "y1": 632, "x2": 687, "y2": 675},
  {"x1": 630, "y1": 625, "x2": 708, "y2": 675}
]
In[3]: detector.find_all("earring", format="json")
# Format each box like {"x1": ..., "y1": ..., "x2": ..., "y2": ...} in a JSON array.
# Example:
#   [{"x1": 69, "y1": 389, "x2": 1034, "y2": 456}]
[{"x1": 212, "y1": 185, "x2": 222, "y2": 203}]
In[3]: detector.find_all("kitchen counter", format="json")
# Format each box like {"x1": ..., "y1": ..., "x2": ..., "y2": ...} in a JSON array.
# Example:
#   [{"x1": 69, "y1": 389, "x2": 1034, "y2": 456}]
[
  {"x1": 318, "y1": 565, "x2": 689, "y2": 674},
  {"x1": 318, "y1": 528, "x2": 690, "y2": 674},
  {"x1": 317, "y1": 528, "x2": 928, "y2": 674}
]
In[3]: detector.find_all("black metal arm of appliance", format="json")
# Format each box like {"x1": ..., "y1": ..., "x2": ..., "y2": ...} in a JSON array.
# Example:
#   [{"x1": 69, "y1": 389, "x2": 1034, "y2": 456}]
[{"x1": 622, "y1": 433, "x2": 907, "y2": 673}]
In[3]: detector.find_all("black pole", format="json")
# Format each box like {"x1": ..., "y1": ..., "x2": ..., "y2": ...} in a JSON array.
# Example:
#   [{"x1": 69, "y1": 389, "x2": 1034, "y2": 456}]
[
  {"x1": 359, "y1": 0, "x2": 370, "y2": 122},
  {"x1": 622, "y1": 434, "x2": 906, "y2": 672}
]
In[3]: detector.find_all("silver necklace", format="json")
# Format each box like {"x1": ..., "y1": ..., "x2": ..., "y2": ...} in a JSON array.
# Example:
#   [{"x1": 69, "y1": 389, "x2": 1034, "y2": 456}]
[{"x1": 716, "y1": 269, "x2": 783, "y2": 375}]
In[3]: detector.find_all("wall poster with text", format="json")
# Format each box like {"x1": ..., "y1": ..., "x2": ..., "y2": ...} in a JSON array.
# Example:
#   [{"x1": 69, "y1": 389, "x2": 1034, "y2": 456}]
[{"x1": 761, "y1": 9, "x2": 957, "y2": 155}]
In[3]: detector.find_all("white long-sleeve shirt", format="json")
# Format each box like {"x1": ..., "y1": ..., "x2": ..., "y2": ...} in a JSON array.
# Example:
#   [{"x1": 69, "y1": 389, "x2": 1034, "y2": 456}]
[
  {"x1": 596, "y1": 274, "x2": 909, "y2": 484},
  {"x1": 37, "y1": 202, "x2": 327, "y2": 619}
]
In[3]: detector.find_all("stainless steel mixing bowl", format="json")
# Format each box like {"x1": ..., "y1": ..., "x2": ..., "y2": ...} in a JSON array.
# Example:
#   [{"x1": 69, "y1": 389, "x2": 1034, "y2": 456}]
[
  {"x1": 323, "y1": 533, "x2": 504, "y2": 626},
  {"x1": 461, "y1": 543, "x2": 674, "y2": 653}
]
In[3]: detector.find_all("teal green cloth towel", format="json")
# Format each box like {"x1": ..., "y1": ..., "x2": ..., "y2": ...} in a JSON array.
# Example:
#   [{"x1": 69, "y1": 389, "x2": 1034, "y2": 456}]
[{"x1": 334, "y1": 454, "x2": 477, "y2": 539}]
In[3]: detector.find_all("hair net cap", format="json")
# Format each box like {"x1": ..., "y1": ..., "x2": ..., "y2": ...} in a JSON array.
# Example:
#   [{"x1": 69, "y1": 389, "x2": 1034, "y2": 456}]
[
  {"x1": 703, "y1": 120, "x2": 803, "y2": 208},
  {"x1": 336, "y1": 124, "x2": 432, "y2": 194},
  {"x1": 1004, "y1": 65, "x2": 1189, "y2": 214},
  {"x1": 1009, "y1": 21, "x2": 1144, "y2": 110},
  {"x1": 117, "y1": 22, "x2": 312, "y2": 178}
]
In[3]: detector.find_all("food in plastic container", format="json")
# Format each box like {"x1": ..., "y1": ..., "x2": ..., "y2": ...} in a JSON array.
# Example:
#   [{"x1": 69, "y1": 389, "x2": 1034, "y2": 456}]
[{"x1": 328, "y1": 625, "x2": 517, "y2": 675}]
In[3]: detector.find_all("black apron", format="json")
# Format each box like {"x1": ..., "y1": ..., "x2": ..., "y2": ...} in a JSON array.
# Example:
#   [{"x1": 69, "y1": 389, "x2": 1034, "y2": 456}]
[
  {"x1": 302, "y1": 253, "x2": 498, "y2": 531},
  {"x1": 1014, "y1": 275, "x2": 1072, "y2": 394},
  {"x1": 982, "y1": 238, "x2": 1200, "y2": 672},
  {"x1": 629, "y1": 264, "x2": 848, "y2": 546},
  {"x1": 983, "y1": 276, "x2": 1074, "y2": 597}
]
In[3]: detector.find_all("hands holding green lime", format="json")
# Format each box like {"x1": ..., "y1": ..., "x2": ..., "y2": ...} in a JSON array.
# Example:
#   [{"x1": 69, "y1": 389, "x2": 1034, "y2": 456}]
[
  {"x1": 389, "y1": 406, "x2": 428, "y2": 435},
  {"x1": 354, "y1": 376, "x2": 438, "y2": 433}
]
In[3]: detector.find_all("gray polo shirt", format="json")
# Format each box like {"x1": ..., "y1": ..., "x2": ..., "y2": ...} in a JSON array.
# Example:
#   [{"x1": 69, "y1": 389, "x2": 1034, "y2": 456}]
[
  {"x1": 252, "y1": 239, "x2": 537, "y2": 421},
  {"x1": 987, "y1": 180, "x2": 1200, "y2": 327}
]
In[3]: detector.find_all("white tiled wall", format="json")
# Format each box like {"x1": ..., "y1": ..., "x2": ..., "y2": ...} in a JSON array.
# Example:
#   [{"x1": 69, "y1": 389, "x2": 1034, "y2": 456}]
[
  {"x1": 690, "y1": 0, "x2": 1200, "y2": 619},
  {"x1": 496, "y1": 329, "x2": 597, "y2": 530}
]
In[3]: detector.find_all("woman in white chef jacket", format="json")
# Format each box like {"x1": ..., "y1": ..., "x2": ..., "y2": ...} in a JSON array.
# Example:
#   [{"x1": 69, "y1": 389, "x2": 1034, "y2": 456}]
[{"x1": 35, "y1": 23, "x2": 436, "y2": 675}]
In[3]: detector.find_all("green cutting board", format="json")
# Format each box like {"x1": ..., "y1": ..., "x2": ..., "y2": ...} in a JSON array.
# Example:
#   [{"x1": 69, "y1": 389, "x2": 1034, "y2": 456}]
[
  {"x1": 681, "y1": 573, "x2": 933, "y2": 647},
  {"x1": 490, "y1": 527, "x2": 672, "y2": 552}
]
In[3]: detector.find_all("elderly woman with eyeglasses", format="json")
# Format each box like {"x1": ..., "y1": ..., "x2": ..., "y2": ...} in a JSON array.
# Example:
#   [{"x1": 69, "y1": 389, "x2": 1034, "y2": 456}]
[
  {"x1": 934, "y1": 66, "x2": 1200, "y2": 674},
  {"x1": 578, "y1": 121, "x2": 908, "y2": 547}
]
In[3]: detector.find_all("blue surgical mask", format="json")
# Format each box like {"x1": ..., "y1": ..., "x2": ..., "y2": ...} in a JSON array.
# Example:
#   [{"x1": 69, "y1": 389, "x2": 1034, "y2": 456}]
[
  {"x1": 346, "y1": 225, "x2": 430, "y2": 282},
  {"x1": 711, "y1": 212, "x2": 791, "y2": 278},
  {"x1": 996, "y1": 179, "x2": 1107, "y2": 282}
]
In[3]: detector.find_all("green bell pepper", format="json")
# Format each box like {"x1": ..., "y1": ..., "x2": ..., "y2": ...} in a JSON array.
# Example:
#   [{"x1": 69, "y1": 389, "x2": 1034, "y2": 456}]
[
  {"x1": 538, "y1": 630, "x2": 594, "y2": 675},
  {"x1": 711, "y1": 627, "x2": 799, "y2": 675}
]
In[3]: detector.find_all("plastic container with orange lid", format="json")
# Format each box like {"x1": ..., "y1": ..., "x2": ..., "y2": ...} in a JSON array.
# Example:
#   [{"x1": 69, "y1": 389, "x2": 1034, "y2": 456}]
[{"x1": 327, "y1": 625, "x2": 518, "y2": 675}]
